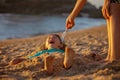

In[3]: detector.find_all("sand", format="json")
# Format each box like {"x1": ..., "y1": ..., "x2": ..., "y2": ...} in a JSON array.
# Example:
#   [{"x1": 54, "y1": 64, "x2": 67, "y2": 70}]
[{"x1": 0, "y1": 25, "x2": 120, "y2": 80}]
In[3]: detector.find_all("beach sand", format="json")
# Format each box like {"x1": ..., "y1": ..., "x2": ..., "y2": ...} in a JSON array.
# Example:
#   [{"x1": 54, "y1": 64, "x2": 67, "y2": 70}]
[{"x1": 0, "y1": 25, "x2": 120, "y2": 80}]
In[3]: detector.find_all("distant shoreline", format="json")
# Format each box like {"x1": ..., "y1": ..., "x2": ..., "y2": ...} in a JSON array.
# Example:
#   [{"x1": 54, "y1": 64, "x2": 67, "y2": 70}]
[
  {"x1": 0, "y1": 1, "x2": 103, "y2": 18},
  {"x1": 0, "y1": 24, "x2": 106, "y2": 43},
  {"x1": 0, "y1": 14, "x2": 105, "y2": 40}
]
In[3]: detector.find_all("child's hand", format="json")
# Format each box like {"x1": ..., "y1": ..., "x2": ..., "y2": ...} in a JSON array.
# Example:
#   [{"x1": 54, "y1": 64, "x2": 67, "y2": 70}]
[{"x1": 10, "y1": 58, "x2": 26, "y2": 65}]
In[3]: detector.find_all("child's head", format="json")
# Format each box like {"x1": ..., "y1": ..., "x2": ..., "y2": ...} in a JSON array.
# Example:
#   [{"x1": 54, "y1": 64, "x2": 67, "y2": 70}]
[{"x1": 45, "y1": 34, "x2": 63, "y2": 50}]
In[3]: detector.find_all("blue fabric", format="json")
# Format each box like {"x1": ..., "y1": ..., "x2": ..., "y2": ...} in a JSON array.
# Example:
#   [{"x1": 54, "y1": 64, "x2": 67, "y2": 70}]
[{"x1": 28, "y1": 48, "x2": 64, "y2": 59}]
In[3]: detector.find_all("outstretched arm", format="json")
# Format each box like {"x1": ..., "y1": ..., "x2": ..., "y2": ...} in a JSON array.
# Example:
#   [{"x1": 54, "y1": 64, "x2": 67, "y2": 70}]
[
  {"x1": 10, "y1": 57, "x2": 27, "y2": 65},
  {"x1": 66, "y1": 0, "x2": 87, "y2": 29},
  {"x1": 10, "y1": 50, "x2": 45, "y2": 65}
]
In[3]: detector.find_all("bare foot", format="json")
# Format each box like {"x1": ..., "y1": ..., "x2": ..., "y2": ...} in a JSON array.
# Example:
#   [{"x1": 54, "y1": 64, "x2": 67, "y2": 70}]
[
  {"x1": 99, "y1": 59, "x2": 110, "y2": 63},
  {"x1": 63, "y1": 47, "x2": 75, "y2": 69},
  {"x1": 99, "y1": 54, "x2": 110, "y2": 63},
  {"x1": 44, "y1": 55, "x2": 54, "y2": 74}
]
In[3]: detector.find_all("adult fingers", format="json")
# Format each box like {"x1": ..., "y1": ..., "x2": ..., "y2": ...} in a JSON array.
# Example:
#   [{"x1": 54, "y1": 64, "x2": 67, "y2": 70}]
[{"x1": 66, "y1": 19, "x2": 74, "y2": 29}]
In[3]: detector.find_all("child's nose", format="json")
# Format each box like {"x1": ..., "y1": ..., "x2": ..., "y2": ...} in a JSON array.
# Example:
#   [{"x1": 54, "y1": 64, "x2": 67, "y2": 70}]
[{"x1": 50, "y1": 37, "x2": 54, "y2": 40}]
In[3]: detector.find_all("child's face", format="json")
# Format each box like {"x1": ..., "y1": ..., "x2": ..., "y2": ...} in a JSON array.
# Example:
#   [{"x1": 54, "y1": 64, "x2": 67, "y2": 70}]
[{"x1": 45, "y1": 34, "x2": 62, "y2": 49}]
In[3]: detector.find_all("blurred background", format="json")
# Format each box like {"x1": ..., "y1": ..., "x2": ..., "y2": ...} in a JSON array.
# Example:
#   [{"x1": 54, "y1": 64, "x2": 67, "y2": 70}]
[{"x1": 0, "y1": 0, "x2": 105, "y2": 40}]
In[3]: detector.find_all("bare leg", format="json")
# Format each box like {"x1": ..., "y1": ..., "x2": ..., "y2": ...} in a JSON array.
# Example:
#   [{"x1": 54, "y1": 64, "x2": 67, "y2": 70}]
[
  {"x1": 105, "y1": 19, "x2": 111, "y2": 61},
  {"x1": 63, "y1": 47, "x2": 75, "y2": 69},
  {"x1": 105, "y1": 19, "x2": 112, "y2": 61},
  {"x1": 109, "y1": 3, "x2": 120, "y2": 62},
  {"x1": 100, "y1": 19, "x2": 111, "y2": 63},
  {"x1": 44, "y1": 55, "x2": 54, "y2": 74}
]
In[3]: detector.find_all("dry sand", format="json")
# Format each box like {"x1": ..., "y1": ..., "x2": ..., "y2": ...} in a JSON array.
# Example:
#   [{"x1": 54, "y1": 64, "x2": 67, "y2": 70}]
[{"x1": 0, "y1": 25, "x2": 120, "y2": 80}]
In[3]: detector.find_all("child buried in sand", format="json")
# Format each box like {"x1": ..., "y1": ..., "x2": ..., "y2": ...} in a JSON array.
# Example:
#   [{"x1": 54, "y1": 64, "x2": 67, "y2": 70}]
[{"x1": 10, "y1": 34, "x2": 75, "y2": 74}]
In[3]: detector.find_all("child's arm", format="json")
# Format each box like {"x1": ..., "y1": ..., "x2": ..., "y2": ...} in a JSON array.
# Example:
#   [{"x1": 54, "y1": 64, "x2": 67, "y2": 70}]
[
  {"x1": 10, "y1": 57, "x2": 27, "y2": 65},
  {"x1": 10, "y1": 50, "x2": 46, "y2": 65}
]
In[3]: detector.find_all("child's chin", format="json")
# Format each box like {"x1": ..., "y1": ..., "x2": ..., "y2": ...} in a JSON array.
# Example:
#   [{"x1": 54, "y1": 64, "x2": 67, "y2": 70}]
[{"x1": 49, "y1": 45, "x2": 56, "y2": 48}]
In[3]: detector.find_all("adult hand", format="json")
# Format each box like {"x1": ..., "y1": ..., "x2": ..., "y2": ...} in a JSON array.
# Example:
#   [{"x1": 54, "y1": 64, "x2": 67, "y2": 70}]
[
  {"x1": 66, "y1": 15, "x2": 75, "y2": 30},
  {"x1": 102, "y1": 0, "x2": 111, "y2": 19}
]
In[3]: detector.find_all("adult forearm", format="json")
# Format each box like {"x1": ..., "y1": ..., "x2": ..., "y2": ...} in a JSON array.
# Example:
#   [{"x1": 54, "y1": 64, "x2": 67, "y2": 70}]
[
  {"x1": 70, "y1": 0, "x2": 87, "y2": 19},
  {"x1": 104, "y1": 0, "x2": 109, "y2": 5}
]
